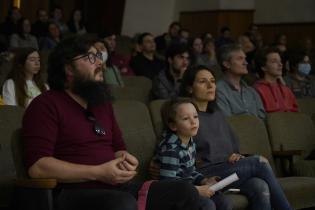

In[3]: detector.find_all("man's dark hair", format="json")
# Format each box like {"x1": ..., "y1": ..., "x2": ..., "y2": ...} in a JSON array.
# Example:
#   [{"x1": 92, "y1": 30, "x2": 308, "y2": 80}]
[
  {"x1": 255, "y1": 47, "x2": 281, "y2": 77},
  {"x1": 98, "y1": 29, "x2": 116, "y2": 39},
  {"x1": 137, "y1": 32, "x2": 152, "y2": 45},
  {"x1": 165, "y1": 42, "x2": 189, "y2": 60},
  {"x1": 220, "y1": 26, "x2": 230, "y2": 34},
  {"x1": 47, "y1": 35, "x2": 98, "y2": 90},
  {"x1": 169, "y1": 21, "x2": 181, "y2": 29}
]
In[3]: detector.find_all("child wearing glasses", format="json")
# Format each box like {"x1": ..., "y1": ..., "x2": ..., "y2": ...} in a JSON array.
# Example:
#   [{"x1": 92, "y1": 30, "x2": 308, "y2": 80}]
[{"x1": 155, "y1": 98, "x2": 232, "y2": 210}]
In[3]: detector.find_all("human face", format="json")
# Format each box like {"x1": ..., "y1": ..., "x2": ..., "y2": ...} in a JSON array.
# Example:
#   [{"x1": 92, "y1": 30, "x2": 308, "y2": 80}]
[
  {"x1": 38, "y1": 10, "x2": 48, "y2": 22},
  {"x1": 170, "y1": 103, "x2": 199, "y2": 141},
  {"x1": 53, "y1": 8, "x2": 62, "y2": 20},
  {"x1": 141, "y1": 35, "x2": 156, "y2": 53},
  {"x1": 23, "y1": 19, "x2": 31, "y2": 34},
  {"x1": 262, "y1": 52, "x2": 283, "y2": 78},
  {"x1": 192, "y1": 38, "x2": 203, "y2": 54},
  {"x1": 48, "y1": 23, "x2": 60, "y2": 38},
  {"x1": 191, "y1": 70, "x2": 216, "y2": 102},
  {"x1": 74, "y1": 10, "x2": 82, "y2": 22},
  {"x1": 70, "y1": 46, "x2": 103, "y2": 82},
  {"x1": 104, "y1": 35, "x2": 116, "y2": 52},
  {"x1": 169, "y1": 24, "x2": 180, "y2": 37},
  {"x1": 24, "y1": 51, "x2": 40, "y2": 77},
  {"x1": 224, "y1": 50, "x2": 248, "y2": 75},
  {"x1": 169, "y1": 52, "x2": 190, "y2": 77}
]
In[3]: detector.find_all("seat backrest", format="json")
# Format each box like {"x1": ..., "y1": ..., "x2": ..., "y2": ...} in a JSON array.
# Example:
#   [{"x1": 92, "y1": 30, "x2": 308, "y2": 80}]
[
  {"x1": 227, "y1": 115, "x2": 277, "y2": 172},
  {"x1": 297, "y1": 97, "x2": 315, "y2": 117},
  {"x1": 0, "y1": 105, "x2": 24, "y2": 209},
  {"x1": 266, "y1": 112, "x2": 315, "y2": 158},
  {"x1": 111, "y1": 86, "x2": 150, "y2": 104},
  {"x1": 113, "y1": 100, "x2": 157, "y2": 181},
  {"x1": 148, "y1": 99, "x2": 166, "y2": 138},
  {"x1": 122, "y1": 75, "x2": 152, "y2": 91}
]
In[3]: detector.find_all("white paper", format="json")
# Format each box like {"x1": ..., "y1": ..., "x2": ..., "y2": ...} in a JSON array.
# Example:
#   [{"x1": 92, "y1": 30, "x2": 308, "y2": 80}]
[{"x1": 209, "y1": 173, "x2": 239, "y2": 192}]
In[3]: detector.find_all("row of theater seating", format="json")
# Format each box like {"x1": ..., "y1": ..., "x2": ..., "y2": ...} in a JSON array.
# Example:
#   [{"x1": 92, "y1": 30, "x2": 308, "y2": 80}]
[{"x1": 1, "y1": 100, "x2": 315, "y2": 210}]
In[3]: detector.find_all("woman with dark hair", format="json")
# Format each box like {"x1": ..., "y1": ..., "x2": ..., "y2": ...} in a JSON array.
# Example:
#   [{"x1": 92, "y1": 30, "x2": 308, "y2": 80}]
[
  {"x1": 179, "y1": 65, "x2": 293, "y2": 210},
  {"x1": 2, "y1": 47, "x2": 48, "y2": 107},
  {"x1": 67, "y1": 9, "x2": 87, "y2": 35},
  {"x1": 9, "y1": 18, "x2": 38, "y2": 49}
]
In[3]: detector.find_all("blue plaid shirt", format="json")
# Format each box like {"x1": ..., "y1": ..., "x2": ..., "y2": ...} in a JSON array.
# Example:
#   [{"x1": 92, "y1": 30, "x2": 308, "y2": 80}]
[{"x1": 155, "y1": 132, "x2": 205, "y2": 185}]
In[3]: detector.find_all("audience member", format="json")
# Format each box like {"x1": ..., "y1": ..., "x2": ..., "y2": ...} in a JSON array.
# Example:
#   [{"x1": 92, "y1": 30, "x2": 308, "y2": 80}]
[
  {"x1": 151, "y1": 43, "x2": 189, "y2": 99},
  {"x1": 254, "y1": 47, "x2": 298, "y2": 112},
  {"x1": 32, "y1": 8, "x2": 49, "y2": 38},
  {"x1": 0, "y1": 6, "x2": 21, "y2": 38},
  {"x1": 67, "y1": 9, "x2": 87, "y2": 35},
  {"x1": 179, "y1": 65, "x2": 294, "y2": 210},
  {"x1": 39, "y1": 22, "x2": 61, "y2": 50},
  {"x1": 155, "y1": 98, "x2": 233, "y2": 210},
  {"x1": 178, "y1": 28, "x2": 190, "y2": 43},
  {"x1": 100, "y1": 30, "x2": 134, "y2": 76},
  {"x1": 216, "y1": 44, "x2": 265, "y2": 119},
  {"x1": 2, "y1": 47, "x2": 47, "y2": 107},
  {"x1": 189, "y1": 37, "x2": 203, "y2": 66},
  {"x1": 93, "y1": 39, "x2": 124, "y2": 87},
  {"x1": 50, "y1": 6, "x2": 69, "y2": 35},
  {"x1": 285, "y1": 51, "x2": 315, "y2": 98},
  {"x1": 215, "y1": 27, "x2": 234, "y2": 48},
  {"x1": 195, "y1": 38, "x2": 217, "y2": 69},
  {"x1": 273, "y1": 34, "x2": 289, "y2": 74},
  {"x1": 301, "y1": 37, "x2": 315, "y2": 68},
  {"x1": 238, "y1": 34, "x2": 256, "y2": 73},
  {"x1": 10, "y1": 18, "x2": 38, "y2": 50},
  {"x1": 22, "y1": 35, "x2": 199, "y2": 210},
  {"x1": 130, "y1": 32, "x2": 165, "y2": 80},
  {"x1": 155, "y1": 21, "x2": 181, "y2": 55}
]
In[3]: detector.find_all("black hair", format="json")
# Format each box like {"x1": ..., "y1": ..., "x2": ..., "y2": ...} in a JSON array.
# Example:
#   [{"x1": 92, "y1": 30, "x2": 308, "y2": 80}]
[
  {"x1": 137, "y1": 32, "x2": 152, "y2": 45},
  {"x1": 255, "y1": 47, "x2": 281, "y2": 77},
  {"x1": 165, "y1": 42, "x2": 189, "y2": 60},
  {"x1": 47, "y1": 35, "x2": 98, "y2": 90}
]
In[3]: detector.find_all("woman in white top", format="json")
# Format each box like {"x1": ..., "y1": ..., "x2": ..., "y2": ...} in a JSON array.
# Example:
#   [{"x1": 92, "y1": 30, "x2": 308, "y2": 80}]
[{"x1": 2, "y1": 47, "x2": 48, "y2": 107}]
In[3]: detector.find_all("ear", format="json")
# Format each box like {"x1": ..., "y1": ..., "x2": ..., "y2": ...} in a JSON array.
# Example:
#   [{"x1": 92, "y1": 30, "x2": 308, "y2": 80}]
[
  {"x1": 223, "y1": 60, "x2": 230, "y2": 70},
  {"x1": 168, "y1": 57, "x2": 173, "y2": 65},
  {"x1": 168, "y1": 122, "x2": 177, "y2": 132},
  {"x1": 187, "y1": 86, "x2": 193, "y2": 95},
  {"x1": 65, "y1": 64, "x2": 74, "y2": 77},
  {"x1": 261, "y1": 66, "x2": 267, "y2": 72}
]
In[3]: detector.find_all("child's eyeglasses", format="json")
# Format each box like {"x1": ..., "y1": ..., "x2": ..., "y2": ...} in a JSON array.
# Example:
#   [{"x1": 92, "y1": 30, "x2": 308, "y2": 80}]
[{"x1": 86, "y1": 111, "x2": 106, "y2": 136}]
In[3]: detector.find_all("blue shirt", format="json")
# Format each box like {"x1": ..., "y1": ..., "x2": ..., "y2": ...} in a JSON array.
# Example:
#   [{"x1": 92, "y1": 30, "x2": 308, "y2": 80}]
[
  {"x1": 216, "y1": 78, "x2": 266, "y2": 119},
  {"x1": 155, "y1": 132, "x2": 204, "y2": 185}
]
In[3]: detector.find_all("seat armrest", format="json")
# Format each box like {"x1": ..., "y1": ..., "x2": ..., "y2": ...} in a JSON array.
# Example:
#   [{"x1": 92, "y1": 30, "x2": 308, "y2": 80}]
[
  {"x1": 272, "y1": 150, "x2": 303, "y2": 176},
  {"x1": 272, "y1": 150, "x2": 303, "y2": 158},
  {"x1": 15, "y1": 178, "x2": 57, "y2": 189}
]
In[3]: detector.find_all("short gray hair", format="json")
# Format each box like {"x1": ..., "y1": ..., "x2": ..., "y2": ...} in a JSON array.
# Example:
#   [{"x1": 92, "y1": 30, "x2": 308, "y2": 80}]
[{"x1": 218, "y1": 43, "x2": 242, "y2": 71}]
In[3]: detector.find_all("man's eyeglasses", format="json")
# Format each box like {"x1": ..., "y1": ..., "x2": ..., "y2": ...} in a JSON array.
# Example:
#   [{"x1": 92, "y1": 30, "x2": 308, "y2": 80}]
[
  {"x1": 86, "y1": 111, "x2": 106, "y2": 136},
  {"x1": 72, "y1": 52, "x2": 102, "y2": 64}
]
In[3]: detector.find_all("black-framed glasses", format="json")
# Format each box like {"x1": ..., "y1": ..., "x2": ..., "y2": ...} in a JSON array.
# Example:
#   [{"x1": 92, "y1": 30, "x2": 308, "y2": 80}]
[
  {"x1": 72, "y1": 52, "x2": 102, "y2": 64},
  {"x1": 86, "y1": 111, "x2": 106, "y2": 136}
]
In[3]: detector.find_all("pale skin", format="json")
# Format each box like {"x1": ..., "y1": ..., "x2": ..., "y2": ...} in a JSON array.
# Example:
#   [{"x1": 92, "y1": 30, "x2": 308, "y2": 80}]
[
  {"x1": 28, "y1": 46, "x2": 139, "y2": 185},
  {"x1": 168, "y1": 103, "x2": 216, "y2": 198}
]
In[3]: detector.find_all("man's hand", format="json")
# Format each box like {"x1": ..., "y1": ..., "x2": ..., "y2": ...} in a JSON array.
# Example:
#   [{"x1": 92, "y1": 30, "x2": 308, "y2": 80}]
[
  {"x1": 93, "y1": 156, "x2": 137, "y2": 184},
  {"x1": 200, "y1": 176, "x2": 220, "y2": 186},
  {"x1": 115, "y1": 151, "x2": 139, "y2": 171}
]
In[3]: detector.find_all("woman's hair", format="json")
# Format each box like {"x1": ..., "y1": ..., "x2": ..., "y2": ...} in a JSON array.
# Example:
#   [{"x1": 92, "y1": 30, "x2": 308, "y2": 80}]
[
  {"x1": 288, "y1": 51, "x2": 309, "y2": 73},
  {"x1": 180, "y1": 65, "x2": 218, "y2": 113},
  {"x1": 67, "y1": 9, "x2": 86, "y2": 33},
  {"x1": 161, "y1": 98, "x2": 198, "y2": 133},
  {"x1": 10, "y1": 47, "x2": 47, "y2": 107}
]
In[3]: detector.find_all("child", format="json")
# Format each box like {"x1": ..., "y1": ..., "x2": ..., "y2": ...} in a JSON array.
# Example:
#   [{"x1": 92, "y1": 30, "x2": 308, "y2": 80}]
[{"x1": 155, "y1": 98, "x2": 232, "y2": 210}]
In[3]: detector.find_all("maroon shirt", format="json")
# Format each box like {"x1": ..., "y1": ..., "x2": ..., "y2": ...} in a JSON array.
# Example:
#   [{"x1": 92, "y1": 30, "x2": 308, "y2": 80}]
[{"x1": 23, "y1": 90, "x2": 126, "y2": 188}]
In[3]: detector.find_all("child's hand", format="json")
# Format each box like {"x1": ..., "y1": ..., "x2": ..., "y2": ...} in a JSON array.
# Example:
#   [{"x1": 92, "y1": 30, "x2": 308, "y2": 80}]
[
  {"x1": 148, "y1": 160, "x2": 160, "y2": 180},
  {"x1": 201, "y1": 176, "x2": 220, "y2": 186},
  {"x1": 195, "y1": 185, "x2": 215, "y2": 198}
]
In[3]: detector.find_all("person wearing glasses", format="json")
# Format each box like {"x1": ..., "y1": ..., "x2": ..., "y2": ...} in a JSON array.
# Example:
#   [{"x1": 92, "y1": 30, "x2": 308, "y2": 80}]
[
  {"x1": 22, "y1": 35, "x2": 199, "y2": 210},
  {"x1": 2, "y1": 47, "x2": 48, "y2": 107}
]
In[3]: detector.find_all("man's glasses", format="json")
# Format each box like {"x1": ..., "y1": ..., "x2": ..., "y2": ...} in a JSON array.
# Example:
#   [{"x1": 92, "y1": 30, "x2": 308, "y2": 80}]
[
  {"x1": 72, "y1": 52, "x2": 102, "y2": 64},
  {"x1": 86, "y1": 111, "x2": 106, "y2": 136}
]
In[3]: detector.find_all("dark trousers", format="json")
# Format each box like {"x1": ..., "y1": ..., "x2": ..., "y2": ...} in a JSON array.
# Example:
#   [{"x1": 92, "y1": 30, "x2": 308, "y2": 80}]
[{"x1": 55, "y1": 180, "x2": 199, "y2": 210}]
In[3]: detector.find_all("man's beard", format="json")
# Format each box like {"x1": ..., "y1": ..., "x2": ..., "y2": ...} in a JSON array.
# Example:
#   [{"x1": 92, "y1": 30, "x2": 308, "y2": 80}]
[{"x1": 71, "y1": 72, "x2": 112, "y2": 106}]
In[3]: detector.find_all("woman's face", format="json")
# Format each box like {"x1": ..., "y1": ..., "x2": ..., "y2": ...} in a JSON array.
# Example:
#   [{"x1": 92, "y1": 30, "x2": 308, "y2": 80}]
[
  {"x1": 24, "y1": 51, "x2": 40, "y2": 76},
  {"x1": 190, "y1": 70, "x2": 216, "y2": 102},
  {"x1": 192, "y1": 38, "x2": 203, "y2": 54}
]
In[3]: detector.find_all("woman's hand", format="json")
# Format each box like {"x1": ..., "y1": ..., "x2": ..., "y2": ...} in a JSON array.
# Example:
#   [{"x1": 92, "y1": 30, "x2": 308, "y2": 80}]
[{"x1": 228, "y1": 153, "x2": 244, "y2": 164}]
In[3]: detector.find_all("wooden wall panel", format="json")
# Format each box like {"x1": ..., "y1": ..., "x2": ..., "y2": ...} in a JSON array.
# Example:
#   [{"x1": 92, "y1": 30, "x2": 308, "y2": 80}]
[
  {"x1": 180, "y1": 10, "x2": 254, "y2": 38},
  {"x1": 257, "y1": 23, "x2": 315, "y2": 48}
]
